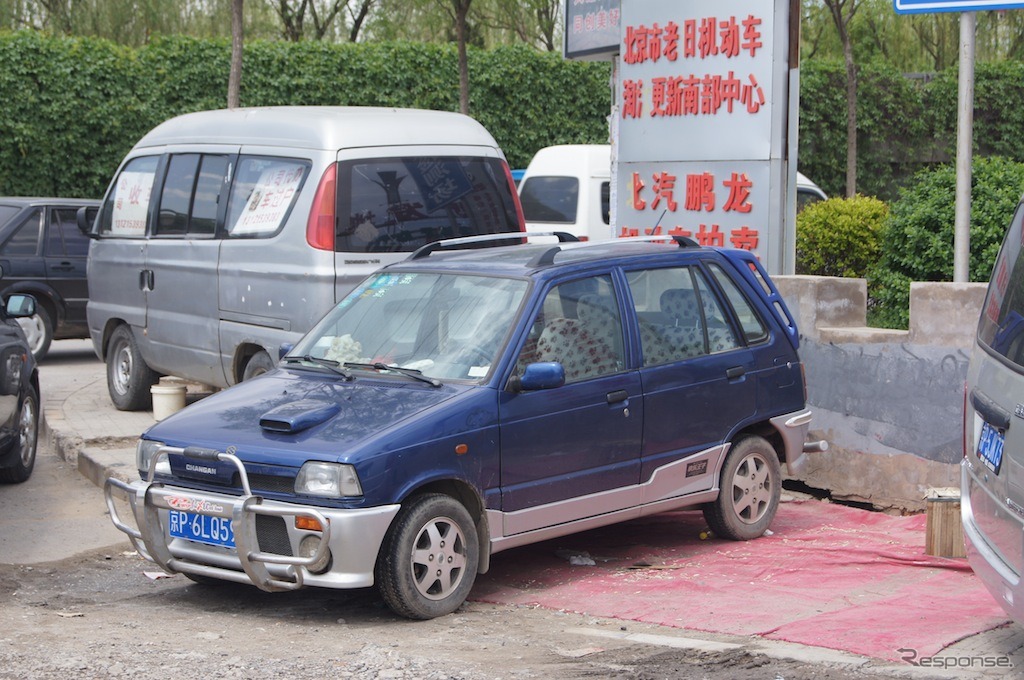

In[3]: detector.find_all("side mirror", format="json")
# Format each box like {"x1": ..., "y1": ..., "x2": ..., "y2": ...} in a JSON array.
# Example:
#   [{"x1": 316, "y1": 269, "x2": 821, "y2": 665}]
[
  {"x1": 77, "y1": 206, "x2": 98, "y2": 238},
  {"x1": 509, "y1": 362, "x2": 565, "y2": 392},
  {"x1": 279, "y1": 342, "x2": 294, "y2": 360},
  {"x1": 6, "y1": 294, "x2": 36, "y2": 319}
]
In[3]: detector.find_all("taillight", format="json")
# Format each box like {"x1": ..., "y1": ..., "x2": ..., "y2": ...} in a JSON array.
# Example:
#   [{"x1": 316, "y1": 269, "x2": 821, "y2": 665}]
[
  {"x1": 306, "y1": 164, "x2": 336, "y2": 251},
  {"x1": 502, "y1": 161, "x2": 527, "y2": 233},
  {"x1": 800, "y1": 362, "x2": 808, "y2": 403},
  {"x1": 963, "y1": 382, "x2": 969, "y2": 459}
]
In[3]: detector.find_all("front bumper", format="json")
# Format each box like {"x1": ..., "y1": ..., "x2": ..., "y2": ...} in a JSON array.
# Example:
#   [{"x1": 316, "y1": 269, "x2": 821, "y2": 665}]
[{"x1": 104, "y1": 447, "x2": 399, "y2": 592}]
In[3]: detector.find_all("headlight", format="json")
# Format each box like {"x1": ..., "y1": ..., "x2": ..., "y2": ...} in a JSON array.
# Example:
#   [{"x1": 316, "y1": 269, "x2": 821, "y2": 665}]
[
  {"x1": 136, "y1": 439, "x2": 170, "y2": 476},
  {"x1": 295, "y1": 462, "x2": 362, "y2": 498}
]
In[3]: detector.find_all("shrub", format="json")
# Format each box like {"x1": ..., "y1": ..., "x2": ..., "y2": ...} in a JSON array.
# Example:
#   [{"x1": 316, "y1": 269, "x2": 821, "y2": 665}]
[
  {"x1": 796, "y1": 195, "x2": 888, "y2": 278},
  {"x1": 868, "y1": 156, "x2": 1024, "y2": 328}
]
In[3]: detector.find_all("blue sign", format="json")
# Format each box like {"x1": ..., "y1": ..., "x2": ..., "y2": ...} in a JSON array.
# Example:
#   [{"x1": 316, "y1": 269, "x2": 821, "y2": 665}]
[{"x1": 895, "y1": 0, "x2": 1024, "y2": 12}]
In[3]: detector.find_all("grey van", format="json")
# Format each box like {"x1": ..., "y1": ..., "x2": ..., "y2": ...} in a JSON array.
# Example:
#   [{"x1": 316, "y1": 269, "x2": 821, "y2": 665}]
[
  {"x1": 964, "y1": 199, "x2": 1024, "y2": 625},
  {"x1": 86, "y1": 107, "x2": 525, "y2": 410}
]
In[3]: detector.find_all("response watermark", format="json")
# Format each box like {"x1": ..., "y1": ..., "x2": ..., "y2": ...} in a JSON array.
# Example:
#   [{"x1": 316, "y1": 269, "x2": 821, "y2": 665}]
[{"x1": 898, "y1": 647, "x2": 1013, "y2": 669}]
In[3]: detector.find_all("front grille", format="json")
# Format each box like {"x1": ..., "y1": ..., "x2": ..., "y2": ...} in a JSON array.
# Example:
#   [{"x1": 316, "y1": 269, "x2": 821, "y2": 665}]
[
  {"x1": 249, "y1": 474, "x2": 295, "y2": 494},
  {"x1": 256, "y1": 515, "x2": 293, "y2": 556}
]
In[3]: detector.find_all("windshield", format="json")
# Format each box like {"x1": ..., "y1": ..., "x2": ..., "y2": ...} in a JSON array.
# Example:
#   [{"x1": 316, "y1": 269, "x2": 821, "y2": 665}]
[{"x1": 289, "y1": 272, "x2": 530, "y2": 382}]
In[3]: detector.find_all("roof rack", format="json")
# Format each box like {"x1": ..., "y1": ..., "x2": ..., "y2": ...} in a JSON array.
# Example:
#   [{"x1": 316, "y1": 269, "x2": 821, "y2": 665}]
[
  {"x1": 407, "y1": 231, "x2": 579, "y2": 261},
  {"x1": 525, "y1": 233, "x2": 701, "y2": 267}
]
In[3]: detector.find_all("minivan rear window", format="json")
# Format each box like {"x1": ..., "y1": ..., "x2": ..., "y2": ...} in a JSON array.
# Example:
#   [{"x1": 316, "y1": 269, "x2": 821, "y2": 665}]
[
  {"x1": 336, "y1": 156, "x2": 521, "y2": 253},
  {"x1": 519, "y1": 176, "x2": 580, "y2": 223},
  {"x1": 979, "y1": 205, "x2": 1024, "y2": 368}
]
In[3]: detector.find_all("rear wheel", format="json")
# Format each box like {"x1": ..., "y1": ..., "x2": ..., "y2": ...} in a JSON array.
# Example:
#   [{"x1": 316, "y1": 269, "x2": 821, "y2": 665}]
[
  {"x1": 0, "y1": 384, "x2": 39, "y2": 484},
  {"x1": 242, "y1": 350, "x2": 275, "y2": 381},
  {"x1": 16, "y1": 306, "x2": 53, "y2": 361},
  {"x1": 703, "y1": 435, "x2": 781, "y2": 541},
  {"x1": 106, "y1": 325, "x2": 158, "y2": 411},
  {"x1": 376, "y1": 494, "x2": 479, "y2": 620}
]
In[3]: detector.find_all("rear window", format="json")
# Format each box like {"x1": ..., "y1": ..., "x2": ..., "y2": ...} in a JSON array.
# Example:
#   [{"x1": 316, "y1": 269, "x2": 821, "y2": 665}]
[
  {"x1": 979, "y1": 204, "x2": 1024, "y2": 368},
  {"x1": 336, "y1": 156, "x2": 520, "y2": 253},
  {"x1": 519, "y1": 176, "x2": 579, "y2": 223}
]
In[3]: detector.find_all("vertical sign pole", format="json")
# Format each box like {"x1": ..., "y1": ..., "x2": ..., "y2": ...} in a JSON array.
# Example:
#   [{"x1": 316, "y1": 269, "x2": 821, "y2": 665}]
[{"x1": 953, "y1": 11, "x2": 976, "y2": 283}]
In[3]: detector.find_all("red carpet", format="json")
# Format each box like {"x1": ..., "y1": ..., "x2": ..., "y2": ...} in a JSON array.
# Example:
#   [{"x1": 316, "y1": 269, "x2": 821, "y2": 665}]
[{"x1": 471, "y1": 500, "x2": 1008, "y2": 662}]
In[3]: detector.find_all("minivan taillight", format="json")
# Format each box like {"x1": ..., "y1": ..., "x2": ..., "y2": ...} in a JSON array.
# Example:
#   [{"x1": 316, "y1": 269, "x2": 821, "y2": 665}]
[
  {"x1": 502, "y1": 161, "x2": 527, "y2": 233},
  {"x1": 307, "y1": 164, "x2": 336, "y2": 251}
]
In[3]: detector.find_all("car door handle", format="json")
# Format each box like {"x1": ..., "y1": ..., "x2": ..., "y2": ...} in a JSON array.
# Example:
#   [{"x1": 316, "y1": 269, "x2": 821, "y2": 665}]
[
  {"x1": 970, "y1": 388, "x2": 1011, "y2": 430},
  {"x1": 607, "y1": 390, "x2": 629, "y2": 405},
  {"x1": 52, "y1": 262, "x2": 75, "y2": 271},
  {"x1": 726, "y1": 366, "x2": 745, "y2": 380}
]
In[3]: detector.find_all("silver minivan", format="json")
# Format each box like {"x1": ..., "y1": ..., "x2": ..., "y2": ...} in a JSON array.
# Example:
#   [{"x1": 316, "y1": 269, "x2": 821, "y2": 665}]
[
  {"x1": 86, "y1": 107, "x2": 525, "y2": 410},
  {"x1": 963, "y1": 198, "x2": 1024, "y2": 625}
]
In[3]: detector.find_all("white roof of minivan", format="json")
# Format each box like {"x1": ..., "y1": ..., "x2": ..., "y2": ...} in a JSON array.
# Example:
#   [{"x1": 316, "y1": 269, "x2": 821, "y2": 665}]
[
  {"x1": 133, "y1": 106, "x2": 501, "y2": 152},
  {"x1": 524, "y1": 145, "x2": 611, "y2": 178}
]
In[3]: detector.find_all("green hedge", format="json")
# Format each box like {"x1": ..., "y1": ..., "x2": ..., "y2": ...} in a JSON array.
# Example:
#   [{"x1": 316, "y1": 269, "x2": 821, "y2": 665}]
[
  {"x1": 796, "y1": 195, "x2": 888, "y2": 278},
  {"x1": 3, "y1": 31, "x2": 1024, "y2": 206}
]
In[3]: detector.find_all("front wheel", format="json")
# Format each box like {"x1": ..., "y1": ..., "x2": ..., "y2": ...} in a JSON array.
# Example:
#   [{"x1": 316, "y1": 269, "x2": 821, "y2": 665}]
[
  {"x1": 376, "y1": 494, "x2": 479, "y2": 620},
  {"x1": 0, "y1": 384, "x2": 39, "y2": 484},
  {"x1": 106, "y1": 325, "x2": 158, "y2": 411},
  {"x1": 703, "y1": 435, "x2": 781, "y2": 541},
  {"x1": 16, "y1": 307, "x2": 53, "y2": 361}
]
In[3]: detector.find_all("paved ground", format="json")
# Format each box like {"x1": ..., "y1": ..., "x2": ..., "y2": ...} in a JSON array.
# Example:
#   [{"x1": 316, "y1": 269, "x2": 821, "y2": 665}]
[{"x1": 36, "y1": 339, "x2": 1024, "y2": 676}]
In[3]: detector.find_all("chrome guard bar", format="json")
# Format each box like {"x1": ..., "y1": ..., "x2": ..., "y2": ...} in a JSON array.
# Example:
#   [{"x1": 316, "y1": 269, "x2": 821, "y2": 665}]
[{"x1": 104, "y1": 446, "x2": 332, "y2": 593}]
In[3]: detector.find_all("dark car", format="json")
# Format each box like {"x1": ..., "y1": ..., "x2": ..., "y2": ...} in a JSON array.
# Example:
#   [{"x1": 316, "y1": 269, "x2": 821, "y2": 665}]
[
  {"x1": 105, "y1": 234, "x2": 818, "y2": 619},
  {"x1": 0, "y1": 197, "x2": 100, "y2": 360},
  {"x1": 0, "y1": 294, "x2": 40, "y2": 483}
]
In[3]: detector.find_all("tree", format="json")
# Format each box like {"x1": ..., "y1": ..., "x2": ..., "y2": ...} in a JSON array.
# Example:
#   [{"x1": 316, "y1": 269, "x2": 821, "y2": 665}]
[
  {"x1": 269, "y1": 0, "x2": 374, "y2": 41},
  {"x1": 228, "y1": 0, "x2": 243, "y2": 108},
  {"x1": 821, "y1": 0, "x2": 861, "y2": 198}
]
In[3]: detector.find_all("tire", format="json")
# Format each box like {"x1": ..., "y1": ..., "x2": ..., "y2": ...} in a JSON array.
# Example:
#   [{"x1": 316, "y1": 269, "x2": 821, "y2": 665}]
[
  {"x1": 106, "y1": 325, "x2": 159, "y2": 411},
  {"x1": 376, "y1": 493, "x2": 479, "y2": 620},
  {"x1": 703, "y1": 435, "x2": 781, "y2": 541},
  {"x1": 0, "y1": 383, "x2": 39, "y2": 484},
  {"x1": 16, "y1": 307, "x2": 53, "y2": 362},
  {"x1": 242, "y1": 350, "x2": 275, "y2": 381}
]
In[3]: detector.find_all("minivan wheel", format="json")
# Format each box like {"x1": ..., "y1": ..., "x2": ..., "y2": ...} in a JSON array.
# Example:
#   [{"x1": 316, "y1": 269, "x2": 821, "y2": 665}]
[
  {"x1": 242, "y1": 350, "x2": 275, "y2": 381},
  {"x1": 703, "y1": 435, "x2": 781, "y2": 541},
  {"x1": 376, "y1": 494, "x2": 479, "y2": 620},
  {"x1": 16, "y1": 307, "x2": 53, "y2": 361},
  {"x1": 106, "y1": 325, "x2": 158, "y2": 411},
  {"x1": 0, "y1": 384, "x2": 38, "y2": 484}
]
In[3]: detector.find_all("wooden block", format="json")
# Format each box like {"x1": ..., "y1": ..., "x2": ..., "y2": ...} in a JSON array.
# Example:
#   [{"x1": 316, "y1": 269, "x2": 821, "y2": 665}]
[{"x1": 925, "y1": 497, "x2": 966, "y2": 558}]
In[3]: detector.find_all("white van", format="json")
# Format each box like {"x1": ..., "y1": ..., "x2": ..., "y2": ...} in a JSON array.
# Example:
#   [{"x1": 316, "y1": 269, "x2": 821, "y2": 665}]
[
  {"x1": 518, "y1": 144, "x2": 826, "y2": 241},
  {"x1": 86, "y1": 106, "x2": 524, "y2": 410},
  {"x1": 518, "y1": 145, "x2": 611, "y2": 241}
]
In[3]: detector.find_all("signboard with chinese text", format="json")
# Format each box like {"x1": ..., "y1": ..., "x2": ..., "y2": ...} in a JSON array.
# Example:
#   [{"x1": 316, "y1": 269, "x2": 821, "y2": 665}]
[
  {"x1": 110, "y1": 170, "x2": 155, "y2": 236},
  {"x1": 615, "y1": 0, "x2": 793, "y2": 273},
  {"x1": 894, "y1": 0, "x2": 1024, "y2": 13},
  {"x1": 231, "y1": 165, "x2": 305, "y2": 235},
  {"x1": 564, "y1": 0, "x2": 622, "y2": 60}
]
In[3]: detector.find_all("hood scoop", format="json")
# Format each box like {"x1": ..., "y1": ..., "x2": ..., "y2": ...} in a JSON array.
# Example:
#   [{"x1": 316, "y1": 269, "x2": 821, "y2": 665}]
[{"x1": 260, "y1": 400, "x2": 342, "y2": 434}]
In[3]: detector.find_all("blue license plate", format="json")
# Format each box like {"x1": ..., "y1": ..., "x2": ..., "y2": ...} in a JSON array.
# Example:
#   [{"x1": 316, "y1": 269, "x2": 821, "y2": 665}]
[
  {"x1": 978, "y1": 421, "x2": 1005, "y2": 475},
  {"x1": 168, "y1": 510, "x2": 236, "y2": 548}
]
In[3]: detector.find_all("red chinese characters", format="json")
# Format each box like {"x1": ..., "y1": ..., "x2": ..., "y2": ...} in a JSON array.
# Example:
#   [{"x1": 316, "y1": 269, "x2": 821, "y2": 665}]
[{"x1": 622, "y1": 169, "x2": 760, "y2": 251}]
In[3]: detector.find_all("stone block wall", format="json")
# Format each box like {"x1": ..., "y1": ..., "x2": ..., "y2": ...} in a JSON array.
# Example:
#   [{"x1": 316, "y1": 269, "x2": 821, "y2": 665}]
[{"x1": 775, "y1": 276, "x2": 988, "y2": 512}]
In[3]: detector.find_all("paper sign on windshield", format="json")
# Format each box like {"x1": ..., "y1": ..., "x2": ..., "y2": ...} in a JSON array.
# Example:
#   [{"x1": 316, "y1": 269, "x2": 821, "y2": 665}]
[{"x1": 110, "y1": 171, "x2": 155, "y2": 236}]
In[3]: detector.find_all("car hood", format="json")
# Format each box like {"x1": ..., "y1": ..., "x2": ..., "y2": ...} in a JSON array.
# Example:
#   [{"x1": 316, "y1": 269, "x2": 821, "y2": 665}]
[{"x1": 145, "y1": 368, "x2": 468, "y2": 464}]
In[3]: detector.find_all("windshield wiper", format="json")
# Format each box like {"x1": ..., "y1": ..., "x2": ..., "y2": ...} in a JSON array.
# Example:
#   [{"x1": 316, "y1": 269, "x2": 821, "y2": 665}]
[
  {"x1": 282, "y1": 355, "x2": 354, "y2": 380},
  {"x1": 343, "y1": 362, "x2": 442, "y2": 387}
]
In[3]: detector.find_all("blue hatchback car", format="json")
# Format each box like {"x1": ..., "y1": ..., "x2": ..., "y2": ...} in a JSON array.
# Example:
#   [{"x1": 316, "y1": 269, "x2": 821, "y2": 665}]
[{"x1": 106, "y1": 234, "x2": 815, "y2": 619}]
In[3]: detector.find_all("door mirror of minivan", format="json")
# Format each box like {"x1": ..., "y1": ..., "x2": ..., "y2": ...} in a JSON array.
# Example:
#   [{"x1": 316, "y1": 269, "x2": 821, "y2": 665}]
[
  {"x1": 76, "y1": 206, "x2": 97, "y2": 238},
  {"x1": 5, "y1": 294, "x2": 36, "y2": 319},
  {"x1": 510, "y1": 362, "x2": 565, "y2": 392},
  {"x1": 279, "y1": 342, "x2": 294, "y2": 360}
]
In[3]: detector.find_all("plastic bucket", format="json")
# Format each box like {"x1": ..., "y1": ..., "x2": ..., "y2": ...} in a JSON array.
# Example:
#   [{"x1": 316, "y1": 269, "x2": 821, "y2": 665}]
[{"x1": 151, "y1": 383, "x2": 187, "y2": 421}]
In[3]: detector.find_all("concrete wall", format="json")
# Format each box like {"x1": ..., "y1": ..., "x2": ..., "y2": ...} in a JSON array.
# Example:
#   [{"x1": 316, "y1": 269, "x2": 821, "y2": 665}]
[{"x1": 775, "y1": 276, "x2": 988, "y2": 512}]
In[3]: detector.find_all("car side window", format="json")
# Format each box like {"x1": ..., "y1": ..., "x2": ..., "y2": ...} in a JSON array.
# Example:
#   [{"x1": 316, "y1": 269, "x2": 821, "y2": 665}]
[
  {"x1": 225, "y1": 156, "x2": 309, "y2": 237},
  {"x1": 100, "y1": 155, "x2": 159, "y2": 237},
  {"x1": 1, "y1": 208, "x2": 42, "y2": 256},
  {"x1": 56, "y1": 208, "x2": 92, "y2": 258},
  {"x1": 515, "y1": 274, "x2": 624, "y2": 383},
  {"x1": 626, "y1": 265, "x2": 741, "y2": 367},
  {"x1": 709, "y1": 263, "x2": 767, "y2": 345}
]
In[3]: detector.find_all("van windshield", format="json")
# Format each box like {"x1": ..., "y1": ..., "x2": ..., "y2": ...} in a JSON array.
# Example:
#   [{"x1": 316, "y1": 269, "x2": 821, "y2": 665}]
[
  {"x1": 336, "y1": 156, "x2": 521, "y2": 253},
  {"x1": 288, "y1": 272, "x2": 529, "y2": 382}
]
